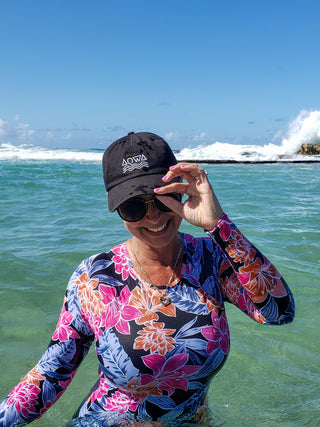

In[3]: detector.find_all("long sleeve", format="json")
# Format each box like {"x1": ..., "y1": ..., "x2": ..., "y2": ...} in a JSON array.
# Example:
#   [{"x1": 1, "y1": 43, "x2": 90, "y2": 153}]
[
  {"x1": 0, "y1": 259, "x2": 95, "y2": 427},
  {"x1": 208, "y1": 213, "x2": 295, "y2": 325}
]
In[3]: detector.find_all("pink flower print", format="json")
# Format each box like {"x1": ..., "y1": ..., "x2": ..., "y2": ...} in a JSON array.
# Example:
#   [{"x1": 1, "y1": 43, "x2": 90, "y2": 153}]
[
  {"x1": 217, "y1": 213, "x2": 232, "y2": 241},
  {"x1": 238, "y1": 291, "x2": 266, "y2": 324},
  {"x1": 59, "y1": 370, "x2": 76, "y2": 390},
  {"x1": 52, "y1": 307, "x2": 80, "y2": 342},
  {"x1": 112, "y1": 244, "x2": 131, "y2": 280},
  {"x1": 99, "y1": 283, "x2": 116, "y2": 305},
  {"x1": 91, "y1": 376, "x2": 110, "y2": 403},
  {"x1": 81, "y1": 310, "x2": 104, "y2": 339},
  {"x1": 141, "y1": 353, "x2": 200, "y2": 396},
  {"x1": 103, "y1": 390, "x2": 139, "y2": 413},
  {"x1": 201, "y1": 311, "x2": 229, "y2": 354},
  {"x1": 101, "y1": 285, "x2": 142, "y2": 334},
  {"x1": 40, "y1": 401, "x2": 53, "y2": 415},
  {"x1": 185, "y1": 233, "x2": 197, "y2": 248},
  {"x1": 7, "y1": 381, "x2": 41, "y2": 418}
]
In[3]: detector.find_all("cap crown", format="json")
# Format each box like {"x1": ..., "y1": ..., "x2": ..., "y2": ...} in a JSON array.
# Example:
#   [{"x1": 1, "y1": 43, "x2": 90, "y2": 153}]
[{"x1": 103, "y1": 132, "x2": 176, "y2": 191}]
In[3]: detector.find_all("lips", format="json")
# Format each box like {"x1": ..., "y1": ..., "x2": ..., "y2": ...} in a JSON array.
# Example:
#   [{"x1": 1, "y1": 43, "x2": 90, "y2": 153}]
[{"x1": 146, "y1": 220, "x2": 169, "y2": 233}]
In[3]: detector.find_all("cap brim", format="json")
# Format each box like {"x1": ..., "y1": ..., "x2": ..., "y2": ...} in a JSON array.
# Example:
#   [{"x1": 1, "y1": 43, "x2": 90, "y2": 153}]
[{"x1": 107, "y1": 174, "x2": 181, "y2": 212}]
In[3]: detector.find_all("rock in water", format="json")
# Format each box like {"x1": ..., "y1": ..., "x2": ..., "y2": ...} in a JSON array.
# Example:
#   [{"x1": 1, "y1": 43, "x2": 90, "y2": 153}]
[{"x1": 299, "y1": 144, "x2": 320, "y2": 155}]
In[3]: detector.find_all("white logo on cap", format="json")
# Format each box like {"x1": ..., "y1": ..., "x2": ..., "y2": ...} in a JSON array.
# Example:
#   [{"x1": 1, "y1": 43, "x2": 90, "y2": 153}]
[{"x1": 122, "y1": 154, "x2": 148, "y2": 173}]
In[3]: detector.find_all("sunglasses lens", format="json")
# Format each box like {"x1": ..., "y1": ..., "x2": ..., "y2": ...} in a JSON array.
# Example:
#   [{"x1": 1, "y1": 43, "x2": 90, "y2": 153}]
[
  {"x1": 154, "y1": 192, "x2": 181, "y2": 212},
  {"x1": 117, "y1": 199, "x2": 146, "y2": 222},
  {"x1": 117, "y1": 193, "x2": 182, "y2": 222}
]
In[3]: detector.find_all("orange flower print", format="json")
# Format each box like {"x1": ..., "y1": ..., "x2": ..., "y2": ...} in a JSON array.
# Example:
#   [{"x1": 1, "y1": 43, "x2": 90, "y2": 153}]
[
  {"x1": 125, "y1": 378, "x2": 162, "y2": 402},
  {"x1": 21, "y1": 365, "x2": 45, "y2": 387},
  {"x1": 196, "y1": 289, "x2": 221, "y2": 314},
  {"x1": 237, "y1": 290, "x2": 266, "y2": 323},
  {"x1": 226, "y1": 229, "x2": 256, "y2": 265},
  {"x1": 75, "y1": 272, "x2": 105, "y2": 316},
  {"x1": 129, "y1": 283, "x2": 175, "y2": 325},
  {"x1": 134, "y1": 321, "x2": 176, "y2": 355},
  {"x1": 219, "y1": 272, "x2": 241, "y2": 305},
  {"x1": 219, "y1": 259, "x2": 232, "y2": 276},
  {"x1": 240, "y1": 258, "x2": 287, "y2": 302}
]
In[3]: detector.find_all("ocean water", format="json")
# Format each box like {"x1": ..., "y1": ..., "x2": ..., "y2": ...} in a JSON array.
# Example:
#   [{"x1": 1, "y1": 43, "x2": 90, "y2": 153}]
[{"x1": 0, "y1": 152, "x2": 320, "y2": 426}]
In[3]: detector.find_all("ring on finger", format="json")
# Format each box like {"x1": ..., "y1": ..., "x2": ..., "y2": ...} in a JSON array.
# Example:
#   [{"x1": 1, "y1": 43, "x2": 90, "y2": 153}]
[{"x1": 194, "y1": 170, "x2": 208, "y2": 181}]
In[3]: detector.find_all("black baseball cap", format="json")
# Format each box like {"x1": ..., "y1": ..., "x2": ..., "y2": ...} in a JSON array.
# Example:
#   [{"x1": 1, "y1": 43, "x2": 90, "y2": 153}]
[{"x1": 102, "y1": 132, "x2": 180, "y2": 212}]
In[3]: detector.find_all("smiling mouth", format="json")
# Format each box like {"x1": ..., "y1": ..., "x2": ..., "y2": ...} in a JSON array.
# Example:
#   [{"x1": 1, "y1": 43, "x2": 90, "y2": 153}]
[{"x1": 147, "y1": 220, "x2": 169, "y2": 233}]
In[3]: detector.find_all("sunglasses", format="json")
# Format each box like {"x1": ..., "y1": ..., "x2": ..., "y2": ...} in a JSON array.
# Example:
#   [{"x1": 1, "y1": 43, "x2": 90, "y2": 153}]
[{"x1": 117, "y1": 193, "x2": 182, "y2": 222}]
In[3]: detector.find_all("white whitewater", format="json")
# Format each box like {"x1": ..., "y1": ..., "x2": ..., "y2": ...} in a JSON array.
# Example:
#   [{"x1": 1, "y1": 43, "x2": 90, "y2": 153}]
[{"x1": 1, "y1": 110, "x2": 320, "y2": 162}]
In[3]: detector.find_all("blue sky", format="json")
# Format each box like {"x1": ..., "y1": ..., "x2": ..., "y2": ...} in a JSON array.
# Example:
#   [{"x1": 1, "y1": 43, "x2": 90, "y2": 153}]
[{"x1": 1, "y1": 0, "x2": 320, "y2": 150}]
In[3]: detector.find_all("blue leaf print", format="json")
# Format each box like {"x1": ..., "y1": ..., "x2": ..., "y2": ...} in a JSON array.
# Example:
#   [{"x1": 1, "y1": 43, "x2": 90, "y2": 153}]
[
  {"x1": 42, "y1": 380, "x2": 57, "y2": 403},
  {"x1": 96, "y1": 331, "x2": 139, "y2": 386},
  {"x1": 175, "y1": 317, "x2": 209, "y2": 357},
  {"x1": 187, "y1": 347, "x2": 226, "y2": 381},
  {"x1": 201, "y1": 275, "x2": 222, "y2": 300},
  {"x1": 73, "y1": 313, "x2": 95, "y2": 337},
  {"x1": 176, "y1": 338, "x2": 208, "y2": 356},
  {"x1": 158, "y1": 384, "x2": 207, "y2": 423},
  {"x1": 188, "y1": 350, "x2": 202, "y2": 366},
  {"x1": 147, "y1": 395, "x2": 176, "y2": 410},
  {"x1": 89, "y1": 259, "x2": 113, "y2": 276},
  {"x1": 38, "y1": 341, "x2": 77, "y2": 379},
  {"x1": 96, "y1": 274, "x2": 125, "y2": 287},
  {"x1": 259, "y1": 296, "x2": 279, "y2": 323},
  {"x1": 175, "y1": 316, "x2": 198, "y2": 336},
  {"x1": 137, "y1": 401, "x2": 153, "y2": 421},
  {"x1": 0, "y1": 405, "x2": 24, "y2": 426},
  {"x1": 74, "y1": 256, "x2": 95, "y2": 276},
  {"x1": 164, "y1": 343, "x2": 186, "y2": 358},
  {"x1": 65, "y1": 283, "x2": 83, "y2": 316},
  {"x1": 169, "y1": 284, "x2": 209, "y2": 315},
  {"x1": 187, "y1": 381, "x2": 203, "y2": 390}
]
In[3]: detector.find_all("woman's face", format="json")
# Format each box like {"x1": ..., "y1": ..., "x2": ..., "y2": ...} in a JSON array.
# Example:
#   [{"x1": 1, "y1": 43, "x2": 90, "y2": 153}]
[{"x1": 122, "y1": 195, "x2": 182, "y2": 249}]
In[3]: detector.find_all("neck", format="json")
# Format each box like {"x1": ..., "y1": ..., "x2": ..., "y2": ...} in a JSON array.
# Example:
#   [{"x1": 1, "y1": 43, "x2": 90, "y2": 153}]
[
  {"x1": 128, "y1": 235, "x2": 183, "y2": 289},
  {"x1": 129, "y1": 234, "x2": 182, "y2": 268}
]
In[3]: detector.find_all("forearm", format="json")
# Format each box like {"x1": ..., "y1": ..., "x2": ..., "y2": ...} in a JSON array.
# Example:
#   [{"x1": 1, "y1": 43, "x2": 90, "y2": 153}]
[{"x1": 208, "y1": 213, "x2": 295, "y2": 324}]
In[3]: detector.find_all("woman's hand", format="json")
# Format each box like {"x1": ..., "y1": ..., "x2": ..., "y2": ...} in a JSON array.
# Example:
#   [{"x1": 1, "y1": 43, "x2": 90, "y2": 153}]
[{"x1": 154, "y1": 162, "x2": 224, "y2": 231}]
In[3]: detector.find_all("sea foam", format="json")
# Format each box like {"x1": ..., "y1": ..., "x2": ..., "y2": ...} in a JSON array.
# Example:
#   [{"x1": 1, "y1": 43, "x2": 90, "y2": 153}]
[
  {"x1": 177, "y1": 110, "x2": 320, "y2": 162},
  {"x1": 1, "y1": 110, "x2": 320, "y2": 163}
]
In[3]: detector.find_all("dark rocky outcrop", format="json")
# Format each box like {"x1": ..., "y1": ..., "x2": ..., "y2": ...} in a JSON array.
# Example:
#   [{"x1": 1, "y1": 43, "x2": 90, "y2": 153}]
[{"x1": 299, "y1": 144, "x2": 320, "y2": 155}]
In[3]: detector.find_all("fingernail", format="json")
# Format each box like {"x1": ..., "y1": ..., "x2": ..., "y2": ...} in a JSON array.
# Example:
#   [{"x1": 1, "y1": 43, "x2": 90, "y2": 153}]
[
  {"x1": 162, "y1": 174, "x2": 168, "y2": 180},
  {"x1": 154, "y1": 187, "x2": 160, "y2": 192},
  {"x1": 169, "y1": 165, "x2": 175, "y2": 170},
  {"x1": 181, "y1": 164, "x2": 186, "y2": 168}
]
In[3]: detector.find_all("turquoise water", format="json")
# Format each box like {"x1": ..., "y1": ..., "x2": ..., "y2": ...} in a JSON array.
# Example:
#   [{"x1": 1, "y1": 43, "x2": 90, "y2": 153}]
[{"x1": 0, "y1": 161, "x2": 319, "y2": 426}]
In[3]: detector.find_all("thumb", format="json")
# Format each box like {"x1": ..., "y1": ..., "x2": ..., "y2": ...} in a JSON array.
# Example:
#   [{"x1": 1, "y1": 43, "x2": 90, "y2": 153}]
[{"x1": 155, "y1": 195, "x2": 183, "y2": 217}]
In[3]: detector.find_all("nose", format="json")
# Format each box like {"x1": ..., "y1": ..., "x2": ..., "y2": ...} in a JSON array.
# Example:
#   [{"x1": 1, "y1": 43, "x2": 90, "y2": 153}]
[{"x1": 145, "y1": 199, "x2": 162, "y2": 222}]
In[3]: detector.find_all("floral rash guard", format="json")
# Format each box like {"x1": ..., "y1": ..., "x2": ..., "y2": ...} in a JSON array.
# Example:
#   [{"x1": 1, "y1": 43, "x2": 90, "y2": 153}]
[{"x1": 0, "y1": 214, "x2": 295, "y2": 426}]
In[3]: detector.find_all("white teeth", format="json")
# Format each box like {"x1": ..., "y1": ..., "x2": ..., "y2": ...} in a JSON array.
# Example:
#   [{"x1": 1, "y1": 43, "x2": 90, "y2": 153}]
[{"x1": 148, "y1": 221, "x2": 168, "y2": 232}]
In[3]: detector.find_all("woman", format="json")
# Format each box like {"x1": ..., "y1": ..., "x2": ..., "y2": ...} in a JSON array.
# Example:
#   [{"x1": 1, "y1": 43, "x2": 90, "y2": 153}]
[{"x1": 0, "y1": 132, "x2": 295, "y2": 426}]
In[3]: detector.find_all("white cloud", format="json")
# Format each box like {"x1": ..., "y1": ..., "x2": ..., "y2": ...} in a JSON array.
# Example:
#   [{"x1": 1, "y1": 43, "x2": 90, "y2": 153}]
[
  {"x1": 14, "y1": 114, "x2": 20, "y2": 121},
  {"x1": 17, "y1": 122, "x2": 35, "y2": 139},
  {"x1": 193, "y1": 132, "x2": 207, "y2": 141},
  {"x1": 165, "y1": 131, "x2": 179, "y2": 141},
  {"x1": 46, "y1": 131, "x2": 54, "y2": 139},
  {"x1": 0, "y1": 118, "x2": 7, "y2": 136}
]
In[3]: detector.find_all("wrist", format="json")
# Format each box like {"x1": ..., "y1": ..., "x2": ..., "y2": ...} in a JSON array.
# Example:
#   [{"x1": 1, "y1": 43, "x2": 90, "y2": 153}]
[{"x1": 204, "y1": 212, "x2": 228, "y2": 233}]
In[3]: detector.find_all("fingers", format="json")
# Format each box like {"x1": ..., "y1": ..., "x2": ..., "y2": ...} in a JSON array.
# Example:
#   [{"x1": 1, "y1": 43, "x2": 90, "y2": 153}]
[
  {"x1": 162, "y1": 162, "x2": 209, "y2": 186},
  {"x1": 154, "y1": 162, "x2": 211, "y2": 199},
  {"x1": 155, "y1": 194, "x2": 184, "y2": 216}
]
